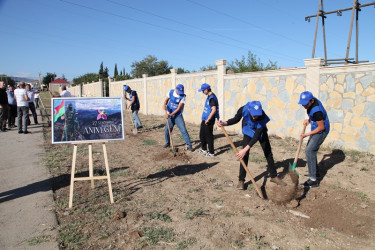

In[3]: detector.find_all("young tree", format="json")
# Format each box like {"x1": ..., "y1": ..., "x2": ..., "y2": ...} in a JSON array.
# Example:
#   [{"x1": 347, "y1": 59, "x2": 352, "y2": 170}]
[
  {"x1": 200, "y1": 64, "x2": 217, "y2": 71},
  {"x1": 114, "y1": 64, "x2": 118, "y2": 77},
  {"x1": 99, "y1": 62, "x2": 104, "y2": 79},
  {"x1": 61, "y1": 74, "x2": 67, "y2": 81},
  {"x1": 130, "y1": 55, "x2": 171, "y2": 78}
]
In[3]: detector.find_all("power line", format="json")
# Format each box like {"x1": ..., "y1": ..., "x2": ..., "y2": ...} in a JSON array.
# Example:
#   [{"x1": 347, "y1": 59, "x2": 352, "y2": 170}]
[
  {"x1": 60, "y1": 0, "x2": 300, "y2": 63},
  {"x1": 185, "y1": 0, "x2": 311, "y2": 48}
]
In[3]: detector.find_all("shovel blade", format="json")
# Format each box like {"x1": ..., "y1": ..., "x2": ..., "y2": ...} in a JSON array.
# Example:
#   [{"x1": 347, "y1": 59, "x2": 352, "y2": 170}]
[
  {"x1": 288, "y1": 162, "x2": 299, "y2": 176},
  {"x1": 132, "y1": 128, "x2": 138, "y2": 135}
]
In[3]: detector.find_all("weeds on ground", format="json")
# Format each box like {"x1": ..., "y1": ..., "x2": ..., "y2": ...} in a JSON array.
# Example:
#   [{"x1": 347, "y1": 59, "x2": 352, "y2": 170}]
[
  {"x1": 142, "y1": 139, "x2": 157, "y2": 145},
  {"x1": 145, "y1": 211, "x2": 172, "y2": 223},
  {"x1": 59, "y1": 222, "x2": 89, "y2": 249},
  {"x1": 27, "y1": 235, "x2": 52, "y2": 246},
  {"x1": 176, "y1": 237, "x2": 197, "y2": 249},
  {"x1": 357, "y1": 192, "x2": 370, "y2": 202},
  {"x1": 139, "y1": 227, "x2": 175, "y2": 246},
  {"x1": 185, "y1": 208, "x2": 205, "y2": 219},
  {"x1": 345, "y1": 149, "x2": 361, "y2": 162}
]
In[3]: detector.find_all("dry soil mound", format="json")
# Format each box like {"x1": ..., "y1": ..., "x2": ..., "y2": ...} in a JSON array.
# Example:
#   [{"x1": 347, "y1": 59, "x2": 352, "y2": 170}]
[{"x1": 265, "y1": 170, "x2": 299, "y2": 204}]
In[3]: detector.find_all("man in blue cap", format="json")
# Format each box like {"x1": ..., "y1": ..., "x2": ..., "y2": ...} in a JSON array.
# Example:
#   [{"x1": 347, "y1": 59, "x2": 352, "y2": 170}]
[
  {"x1": 124, "y1": 85, "x2": 142, "y2": 129},
  {"x1": 217, "y1": 101, "x2": 286, "y2": 190},
  {"x1": 197, "y1": 83, "x2": 219, "y2": 157},
  {"x1": 163, "y1": 84, "x2": 193, "y2": 151},
  {"x1": 298, "y1": 91, "x2": 330, "y2": 188}
]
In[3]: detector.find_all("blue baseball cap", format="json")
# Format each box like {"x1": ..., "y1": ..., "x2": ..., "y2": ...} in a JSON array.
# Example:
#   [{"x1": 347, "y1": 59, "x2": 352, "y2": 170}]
[
  {"x1": 249, "y1": 101, "x2": 263, "y2": 116},
  {"x1": 124, "y1": 85, "x2": 129, "y2": 91},
  {"x1": 198, "y1": 83, "x2": 210, "y2": 92},
  {"x1": 298, "y1": 91, "x2": 314, "y2": 105},
  {"x1": 176, "y1": 84, "x2": 184, "y2": 95}
]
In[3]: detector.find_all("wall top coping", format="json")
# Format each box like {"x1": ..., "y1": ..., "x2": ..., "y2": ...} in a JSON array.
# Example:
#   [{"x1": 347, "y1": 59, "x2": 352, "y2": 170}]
[
  {"x1": 304, "y1": 58, "x2": 324, "y2": 67},
  {"x1": 223, "y1": 67, "x2": 307, "y2": 79}
]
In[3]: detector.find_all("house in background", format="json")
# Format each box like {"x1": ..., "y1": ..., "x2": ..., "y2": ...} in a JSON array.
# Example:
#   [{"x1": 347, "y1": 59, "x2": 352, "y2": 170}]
[{"x1": 49, "y1": 78, "x2": 70, "y2": 94}]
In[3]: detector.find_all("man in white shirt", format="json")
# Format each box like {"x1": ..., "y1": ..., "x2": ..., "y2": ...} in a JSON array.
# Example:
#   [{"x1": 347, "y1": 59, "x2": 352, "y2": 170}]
[
  {"x1": 14, "y1": 82, "x2": 30, "y2": 134},
  {"x1": 26, "y1": 84, "x2": 38, "y2": 125},
  {"x1": 60, "y1": 86, "x2": 72, "y2": 97}
]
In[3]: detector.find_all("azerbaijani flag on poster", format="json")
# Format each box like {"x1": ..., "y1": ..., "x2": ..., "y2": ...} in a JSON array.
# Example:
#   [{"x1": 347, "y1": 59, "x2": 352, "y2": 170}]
[{"x1": 53, "y1": 100, "x2": 65, "y2": 122}]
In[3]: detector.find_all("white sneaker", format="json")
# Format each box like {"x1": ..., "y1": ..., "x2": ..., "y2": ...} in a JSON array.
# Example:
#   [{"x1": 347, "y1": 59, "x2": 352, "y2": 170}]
[
  {"x1": 197, "y1": 149, "x2": 207, "y2": 155},
  {"x1": 205, "y1": 152, "x2": 215, "y2": 157}
]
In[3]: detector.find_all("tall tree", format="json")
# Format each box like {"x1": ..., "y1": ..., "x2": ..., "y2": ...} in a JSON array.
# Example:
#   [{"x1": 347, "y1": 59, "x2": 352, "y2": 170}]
[
  {"x1": 61, "y1": 74, "x2": 67, "y2": 81},
  {"x1": 42, "y1": 72, "x2": 56, "y2": 86},
  {"x1": 99, "y1": 62, "x2": 104, "y2": 79},
  {"x1": 130, "y1": 55, "x2": 171, "y2": 78},
  {"x1": 114, "y1": 64, "x2": 119, "y2": 77},
  {"x1": 104, "y1": 67, "x2": 109, "y2": 78}
]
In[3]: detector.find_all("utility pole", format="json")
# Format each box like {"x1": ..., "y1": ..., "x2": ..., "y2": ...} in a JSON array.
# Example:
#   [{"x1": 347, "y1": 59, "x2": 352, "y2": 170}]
[{"x1": 306, "y1": 0, "x2": 375, "y2": 65}]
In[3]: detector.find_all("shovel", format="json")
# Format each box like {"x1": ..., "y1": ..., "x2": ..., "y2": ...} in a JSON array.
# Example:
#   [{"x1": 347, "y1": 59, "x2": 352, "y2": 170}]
[
  {"x1": 125, "y1": 96, "x2": 137, "y2": 135},
  {"x1": 289, "y1": 123, "x2": 307, "y2": 175},
  {"x1": 165, "y1": 111, "x2": 176, "y2": 156},
  {"x1": 220, "y1": 126, "x2": 264, "y2": 199},
  {"x1": 127, "y1": 109, "x2": 138, "y2": 135}
]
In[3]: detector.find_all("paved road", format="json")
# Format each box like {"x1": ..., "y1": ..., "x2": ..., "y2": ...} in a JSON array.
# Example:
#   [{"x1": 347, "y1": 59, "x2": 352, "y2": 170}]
[{"x1": 0, "y1": 117, "x2": 59, "y2": 249}]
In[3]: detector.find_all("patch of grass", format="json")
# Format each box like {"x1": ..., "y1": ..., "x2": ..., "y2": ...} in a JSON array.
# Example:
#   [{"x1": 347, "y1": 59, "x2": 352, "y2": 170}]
[
  {"x1": 55, "y1": 196, "x2": 69, "y2": 210},
  {"x1": 360, "y1": 167, "x2": 369, "y2": 171},
  {"x1": 318, "y1": 232, "x2": 327, "y2": 238},
  {"x1": 243, "y1": 212, "x2": 253, "y2": 217},
  {"x1": 185, "y1": 208, "x2": 205, "y2": 220},
  {"x1": 329, "y1": 184, "x2": 346, "y2": 190},
  {"x1": 189, "y1": 187, "x2": 201, "y2": 192},
  {"x1": 140, "y1": 227, "x2": 175, "y2": 246},
  {"x1": 145, "y1": 211, "x2": 172, "y2": 223},
  {"x1": 250, "y1": 154, "x2": 265, "y2": 163},
  {"x1": 277, "y1": 219, "x2": 284, "y2": 223},
  {"x1": 142, "y1": 139, "x2": 157, "y2": 145},
  {"x1": 346, "y1": 149, "x2": 361, "y2": 162},
  {"x1": 225, "y1": 212, "x2": 234, "y2": 218},
  {"x1": 176, "y1": 237, "x2": 197, "y2": 249},
  {"x1": 214, "y1": 186, "x2": 223, "y2": 191},
  {"x1": 357, "y1": 192, "x2": 370, "y2": 201},
  {"x1": 111, "y1": 168, "x2": 129, "y2": 178},
  {"x1": 210, "y1": 198, "x2": 223, "y2": 205},
  {"x1": 27, "y1": 235, "x2": 52, "y2": 246},
  {"x1": 59, "y1": 222, "x2": 89, "y2": 249}
]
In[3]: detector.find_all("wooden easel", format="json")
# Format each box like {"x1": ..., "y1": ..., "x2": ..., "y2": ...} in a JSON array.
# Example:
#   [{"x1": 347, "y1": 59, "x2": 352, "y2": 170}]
[{"x1": 69, "y1": 141, "x2": 114, "y2": 208}]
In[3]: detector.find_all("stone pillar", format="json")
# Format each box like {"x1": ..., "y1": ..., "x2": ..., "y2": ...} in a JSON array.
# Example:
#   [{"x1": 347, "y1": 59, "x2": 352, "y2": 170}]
[
  {"x1": 216, "y1": 59, "x2": 226, "y2": 121},
  {"x1": 170, "y1": 68, "x2": 177, "y2": 89},
  {"x1": 99, "y1": 79, "x2": 103, "y2": 97},
  {"x1": 79, "y1": 84, "x2": 82, "y2": 97},
  {"x1": 142, "y1": 74, "x2": 148, "y2": 115},
  {"x1": 304, "y1": 58, "x2": 324, "y2": 97}
]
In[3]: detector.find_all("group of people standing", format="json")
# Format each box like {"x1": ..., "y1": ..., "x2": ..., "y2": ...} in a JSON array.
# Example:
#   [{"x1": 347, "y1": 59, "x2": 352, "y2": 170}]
[
  {"x1": 0, "y1": 81, "x2": 39, "y2": 134},
  {"x1": 124, "y1": 83, "x2": 330, "y2": 189}
]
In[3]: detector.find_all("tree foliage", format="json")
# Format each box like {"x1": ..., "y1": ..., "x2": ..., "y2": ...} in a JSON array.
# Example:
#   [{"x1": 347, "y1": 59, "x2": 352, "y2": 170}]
[
  {"x1": 130, "y1": 55, "x2": 171, "y2": 78},
  {"x1": 43, "y1": 72, "x2": 56, "y2": 86},
  {"x1": 72, "y1": 73, "x2": 99, "y2": 86},
  {"x1": 200, "y1": 64, "x2": 217, "y2": 71},
  {"x1": 114, "y1": 64, "x2": 118, "y2": 77},
  {"x1": 0, "y1": 75, "x2": 16, "y2": 86},
  {"x1": 227, "y1": 51, "x2": 278, "y2": 73}
]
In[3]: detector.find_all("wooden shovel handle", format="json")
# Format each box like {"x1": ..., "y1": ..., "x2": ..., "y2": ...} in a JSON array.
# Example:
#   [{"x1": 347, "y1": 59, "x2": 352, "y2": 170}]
[
  {"x1": 293, "y1": 123, "x2": 307, "y2": 165},
  {"x1": 165, "y1": 111, "x2": 175, "y2": 154},
  {"x1": 220, "y1": 126, "x2": 264, "y2": 199}
]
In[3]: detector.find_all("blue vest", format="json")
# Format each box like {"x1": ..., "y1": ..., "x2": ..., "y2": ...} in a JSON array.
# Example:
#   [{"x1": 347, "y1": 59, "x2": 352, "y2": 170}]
[
  {"x1": 167, "y1": 90, "x2": 185, "y2": 116},
  {"x1": 308, "y1": 98, "x2": 330, "y2": 134},
  {"x1": 202, "y1": 93, "x2": 219, "y2": 121},
  {"x1": 241, "y1": 102, "x2": 270, "y2": 138},
  {"x1": 129, "y1": 90, "x2": 140, "y2": 107}
]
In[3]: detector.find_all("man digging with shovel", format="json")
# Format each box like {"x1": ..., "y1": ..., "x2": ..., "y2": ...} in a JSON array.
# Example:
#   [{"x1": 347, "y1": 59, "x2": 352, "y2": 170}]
[
  {"x1": 298, "y1": 91, "x2": 330, "y2": 188},
  {"x1": 163, "y1": 84, "x2": 193, "y2": 152},
  {"x1": 124, "y1": 85, "x2": 143, "y2": 130},
  {"x1": 217, "y1": 101, "x2": 286, "y2": 190}
]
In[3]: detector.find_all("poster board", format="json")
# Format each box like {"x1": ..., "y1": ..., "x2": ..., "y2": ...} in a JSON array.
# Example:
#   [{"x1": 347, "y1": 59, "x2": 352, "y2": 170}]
[{"x1": 51, "y1": 97, "x2": 125, "y2": 144}]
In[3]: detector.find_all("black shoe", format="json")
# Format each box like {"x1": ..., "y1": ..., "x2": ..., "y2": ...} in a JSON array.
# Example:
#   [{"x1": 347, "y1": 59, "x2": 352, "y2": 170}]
[
  {"x1": 18, "y1": 130, "x2": 24, "y2": 134},
  {"x1": 300, "y1": 179, "x2": 319, "y2": 188},
  {"x1": 137, "y1": 126, "x2": 143, "y2": 129},
  {"x1": 24, "y1": 131, "x2": 30, "y2": 134},
  {"x1": 1, "y1": 129, "x2": 6, "y2": 132},
  {"x1": 163, "y1": 144, "x2": 170, "y2": 148}
]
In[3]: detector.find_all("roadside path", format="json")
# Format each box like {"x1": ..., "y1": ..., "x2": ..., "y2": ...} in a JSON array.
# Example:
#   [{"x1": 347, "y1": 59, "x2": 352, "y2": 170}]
[{"x1": 0, "y1": 117, "x2": 59, "y2": 249}]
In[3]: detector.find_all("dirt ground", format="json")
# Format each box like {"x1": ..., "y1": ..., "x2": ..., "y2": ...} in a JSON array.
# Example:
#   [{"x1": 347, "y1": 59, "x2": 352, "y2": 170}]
[{"x1": 44, "y1": 113, "x2": 375, "y2": 249}]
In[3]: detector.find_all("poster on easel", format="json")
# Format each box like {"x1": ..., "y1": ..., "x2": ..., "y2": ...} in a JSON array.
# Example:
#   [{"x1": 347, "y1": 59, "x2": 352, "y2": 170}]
[{"x1": 51, "y1": 97, "x2": 125, "y2": 144}]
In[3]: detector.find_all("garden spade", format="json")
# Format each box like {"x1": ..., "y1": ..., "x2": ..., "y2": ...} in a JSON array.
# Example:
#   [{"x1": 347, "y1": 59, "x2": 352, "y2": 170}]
[
  {"x1": 220, "y1": 126, "x2": 264, "y2": 199},
  {"x1": 125, "y1": 96, "x2": 137, "y2": 135},
  {"x1": 165, "y1": 111, "x2": 176, "y2": 156},
  {"x1": 289, "y1": 123, "x2": 307, "y2": 175}
]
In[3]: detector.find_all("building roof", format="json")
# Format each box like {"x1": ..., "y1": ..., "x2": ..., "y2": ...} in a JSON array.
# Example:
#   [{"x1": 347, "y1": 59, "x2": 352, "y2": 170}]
[{"x1": 50, "y1": 78, "x2": 69, "y2": 84}]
